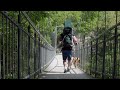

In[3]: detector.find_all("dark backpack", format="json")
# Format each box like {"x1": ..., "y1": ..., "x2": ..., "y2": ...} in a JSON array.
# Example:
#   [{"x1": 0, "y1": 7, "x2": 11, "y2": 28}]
[
  {"x1": 62, "y1": 34, "x2": 72, "y2": 49},
  {"x1": 62, "y1": 27, "x2": 73, "y2": 49}
]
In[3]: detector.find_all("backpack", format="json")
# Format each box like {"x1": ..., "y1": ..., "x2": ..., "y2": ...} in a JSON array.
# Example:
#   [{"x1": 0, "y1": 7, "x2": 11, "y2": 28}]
[
  {"x1": 61, "y1": 27, "x2": 73, "y2": 49},
  {"x1": 62, "y1": 34, "x2": 72, "y2": 49}
]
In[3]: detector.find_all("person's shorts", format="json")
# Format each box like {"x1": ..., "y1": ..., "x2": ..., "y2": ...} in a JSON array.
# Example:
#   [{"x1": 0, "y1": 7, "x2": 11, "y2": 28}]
[{"x1": 62, "y1": 50, "x2": 72, "y2": 61}]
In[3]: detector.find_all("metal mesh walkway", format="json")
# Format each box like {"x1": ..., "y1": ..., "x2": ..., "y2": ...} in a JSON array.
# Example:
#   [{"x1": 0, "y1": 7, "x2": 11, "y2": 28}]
[{"x1": 40, "y1": 53, "x2": 93, "y2": 79}]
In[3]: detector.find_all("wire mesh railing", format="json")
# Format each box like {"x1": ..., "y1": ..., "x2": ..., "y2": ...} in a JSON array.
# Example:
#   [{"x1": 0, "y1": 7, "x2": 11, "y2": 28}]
[
  {"x1": 0, "y1": 11, "x2": 56, "y2": 79},
  {"x1": 77, "y1": 11, "x2": 120, "y2": 79}
]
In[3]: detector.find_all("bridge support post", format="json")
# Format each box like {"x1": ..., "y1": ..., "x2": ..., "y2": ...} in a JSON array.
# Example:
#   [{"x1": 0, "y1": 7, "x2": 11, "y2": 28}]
[
  {"x1": 28, "y1": 25, "x2": 30, "y2": 79},
  {"x1": 38, "y1": 36, "x2": 41, "y2": 78},
  {"x1": 18, "y1": 11, "x2": 21, "y2": 79},
  {"x1": 102, "y1": 11, "x2": 106, "y2": 79},
  {"x1": 34, "y1": 32, "x2": 36, "y2": 78},
  {"x1": 112, "y1": 11, "x2": 118, "y2": 79},
  {"x1": 1, "y1": 13, "x2": 5, "y2": 79},
  {"x1": 90, "y1": 41, "x2": 93, "y2": 75}
]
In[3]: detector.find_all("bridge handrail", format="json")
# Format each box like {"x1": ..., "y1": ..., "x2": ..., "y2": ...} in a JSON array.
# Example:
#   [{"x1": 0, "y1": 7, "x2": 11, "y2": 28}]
[
  {"x1": 83, "y1": 21, "x2": 120, "y2": 45},
  {"x1": 21, "y1": 11, "x2": 55, "y2": 50}
]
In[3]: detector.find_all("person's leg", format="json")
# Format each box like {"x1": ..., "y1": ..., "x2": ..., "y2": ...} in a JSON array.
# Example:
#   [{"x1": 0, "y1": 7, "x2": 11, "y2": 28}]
[
  {"x1": 63, "y1": 60, "x2": 67, "y2": 72},
  {"x1": 62, "y1": 50, "x2": 67, "y2": 73},
  {"x1": 67, "y1": 50, "x2": 72, "y2": 71}
]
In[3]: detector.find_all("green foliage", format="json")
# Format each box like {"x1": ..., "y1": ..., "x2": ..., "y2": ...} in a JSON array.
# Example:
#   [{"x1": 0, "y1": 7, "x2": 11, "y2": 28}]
[
  {"x1": 1, "y1": 11, "x2": 120, "y2": 79},
  {"x1": 25, "y1": 11, "x2": 118, "y2": 42}
]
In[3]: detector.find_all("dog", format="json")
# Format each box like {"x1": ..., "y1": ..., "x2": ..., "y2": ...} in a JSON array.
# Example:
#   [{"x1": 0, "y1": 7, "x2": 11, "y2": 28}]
[{"x1": 71, "y1": 57, "x2": 80, "y2": 68}]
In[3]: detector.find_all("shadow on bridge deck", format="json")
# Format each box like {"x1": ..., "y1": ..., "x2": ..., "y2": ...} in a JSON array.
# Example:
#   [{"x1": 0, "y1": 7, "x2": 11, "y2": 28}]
[{"x1": 40, "y1": 53, "x2": 93, "y2": 79}]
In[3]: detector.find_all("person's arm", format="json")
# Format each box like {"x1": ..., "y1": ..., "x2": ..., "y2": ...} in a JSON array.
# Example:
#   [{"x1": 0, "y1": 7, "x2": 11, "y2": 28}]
[{"x1": 73, "y1": 35, "x2": 78, "y2": 45}]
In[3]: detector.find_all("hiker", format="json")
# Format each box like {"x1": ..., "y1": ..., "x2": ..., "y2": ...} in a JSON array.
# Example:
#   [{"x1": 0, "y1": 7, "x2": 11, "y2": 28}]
[{"x1": 58, "y1": 27, "x2": 78, "y2": 73}]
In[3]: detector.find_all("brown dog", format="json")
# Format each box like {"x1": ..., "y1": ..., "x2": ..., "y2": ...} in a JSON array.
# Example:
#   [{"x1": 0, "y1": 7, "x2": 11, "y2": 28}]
[{"x1": 71, "y1": 57, "x2": 80, "y2": 68}]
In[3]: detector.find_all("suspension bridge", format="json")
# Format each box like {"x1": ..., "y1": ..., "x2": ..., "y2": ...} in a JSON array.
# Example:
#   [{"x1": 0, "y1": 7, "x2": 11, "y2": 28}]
[{"x1": 0, "y1": 11, "x2": 119, "y2": 79}]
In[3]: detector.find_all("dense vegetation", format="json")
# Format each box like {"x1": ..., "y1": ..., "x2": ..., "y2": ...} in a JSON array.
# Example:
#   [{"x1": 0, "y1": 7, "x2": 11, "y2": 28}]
[
  {"x1": 1, "y1": 11, "x2": 120, "y2": 79},
  {"x1": 1, "y1": 11, "x2": 118, "y2": 43},
  {"x1": 26, "y1": 11, "x2": 119, "y2": 44}
]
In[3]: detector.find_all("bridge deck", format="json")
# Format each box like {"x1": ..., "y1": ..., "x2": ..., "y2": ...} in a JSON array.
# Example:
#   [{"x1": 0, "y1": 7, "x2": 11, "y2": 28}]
[{"x1": 40, "y1": 53, "x2": 93, "y2": 79}]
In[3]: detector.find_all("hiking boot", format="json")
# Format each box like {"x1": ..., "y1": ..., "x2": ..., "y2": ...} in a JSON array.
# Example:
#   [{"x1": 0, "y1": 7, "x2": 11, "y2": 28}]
[{"x1": 64, "y1": 69, "x2": 67, "y2": 73}]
